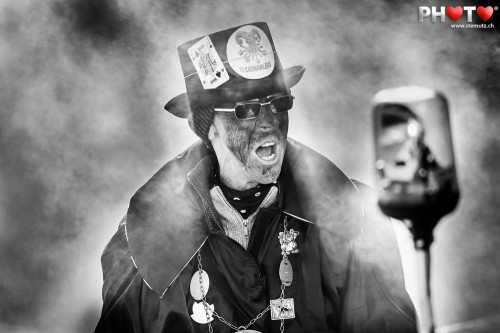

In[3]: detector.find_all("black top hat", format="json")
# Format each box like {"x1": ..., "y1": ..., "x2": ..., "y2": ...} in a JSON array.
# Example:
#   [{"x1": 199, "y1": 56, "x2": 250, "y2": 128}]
[{"x1": 164, "y1": 22, "x2": 305, "y2": 118}]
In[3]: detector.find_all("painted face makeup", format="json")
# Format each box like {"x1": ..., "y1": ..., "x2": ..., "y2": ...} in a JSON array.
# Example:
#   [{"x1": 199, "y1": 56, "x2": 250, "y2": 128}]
[{"x1": 213, "y1": 94, "x2": 289, "y2": 187}]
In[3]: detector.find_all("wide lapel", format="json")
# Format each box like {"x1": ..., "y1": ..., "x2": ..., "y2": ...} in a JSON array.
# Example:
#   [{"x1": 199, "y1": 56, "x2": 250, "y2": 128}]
[{"x1": 125, "y1": 142, "x2": 219, "y2": 296}]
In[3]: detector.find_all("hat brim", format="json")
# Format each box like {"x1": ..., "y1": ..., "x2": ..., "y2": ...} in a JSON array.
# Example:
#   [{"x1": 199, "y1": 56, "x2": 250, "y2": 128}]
[{"x1": 165, "y1": 66, "x2": 305, "y2": 118}]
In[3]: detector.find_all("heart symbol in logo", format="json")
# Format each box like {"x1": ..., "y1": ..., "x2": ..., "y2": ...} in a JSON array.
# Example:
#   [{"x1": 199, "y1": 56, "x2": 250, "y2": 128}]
[
  {"x1": 476, "y1": 6, "x2": 494, "y2": 22},
  {"x1": 446, "y1": 6, "x2": 463, "y2": 21},
  {"x1": 216, "y1": 71, "x2": 221, "y2": 78}
]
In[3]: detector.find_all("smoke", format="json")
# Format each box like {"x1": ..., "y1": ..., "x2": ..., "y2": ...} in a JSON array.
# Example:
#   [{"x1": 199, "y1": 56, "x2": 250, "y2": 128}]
[
  {"x1": 0, "y1": 0, "x2": 499, "y2": 332},
  {"x1": 0, "y1": 1, "x2": 176, "y2": 332}
]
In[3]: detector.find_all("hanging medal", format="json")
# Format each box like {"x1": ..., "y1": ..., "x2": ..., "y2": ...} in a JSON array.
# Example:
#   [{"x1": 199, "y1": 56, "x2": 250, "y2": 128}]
[
  {"x1": 278, "y1": 219, "x2": 299, "y2": 287},
  {"x1": 279, "y1": 258, "x2": 293, "y2": 286},
  {"x1": 191, "y1": 301, "x2": 214, "y2": 324},
  {"x1": 190, "y1": 269, "x2": 209, "y2": 301},
  {"x1": 271, "y1": 215, "x2": 298, "y2": 321},
  {"x1": 190, "y1": 269, "x2": 215, "y2": 324},
  {"x1": 270, "y1": 298, "x2": 296, "y2": 320}
]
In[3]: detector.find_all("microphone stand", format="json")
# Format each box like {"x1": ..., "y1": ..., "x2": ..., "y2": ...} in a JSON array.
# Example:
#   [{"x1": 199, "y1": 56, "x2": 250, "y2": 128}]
[{"x1": 408, "y1": 218, "x2": 439, "y2": 333}]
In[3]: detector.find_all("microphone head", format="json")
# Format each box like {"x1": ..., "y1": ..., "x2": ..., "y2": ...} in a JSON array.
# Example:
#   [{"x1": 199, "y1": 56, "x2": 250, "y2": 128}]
[{"x1": 372, "y1": 86, "x2": 460, "y2": 235}]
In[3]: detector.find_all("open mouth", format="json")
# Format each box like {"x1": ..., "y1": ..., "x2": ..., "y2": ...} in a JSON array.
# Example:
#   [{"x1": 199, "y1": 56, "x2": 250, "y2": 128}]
[{"x1": 255, "y1": 142, "x2": 277, "y2": 161}]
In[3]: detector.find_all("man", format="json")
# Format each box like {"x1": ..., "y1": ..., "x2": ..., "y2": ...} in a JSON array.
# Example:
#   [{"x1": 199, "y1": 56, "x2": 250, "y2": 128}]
[{"x1": 95, "y1": 22, "x2": 417, "y2": 333}]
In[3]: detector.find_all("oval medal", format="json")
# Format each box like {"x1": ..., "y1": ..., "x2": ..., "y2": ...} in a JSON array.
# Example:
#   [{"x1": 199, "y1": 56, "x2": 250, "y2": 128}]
[
  {"x1": 237, "y1": 331, "x2": 262, "y2": 333},
  {"x1": 279, "y1": 258, "x2": 293, "y2": 286},
  {"x1": 190, "y1": 270, "x2": 209, "y2": 301}
]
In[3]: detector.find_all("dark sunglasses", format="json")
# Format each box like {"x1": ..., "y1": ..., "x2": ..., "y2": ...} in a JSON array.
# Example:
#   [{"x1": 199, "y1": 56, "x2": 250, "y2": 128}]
[{"x1": 214, "y1": 95, "x2": 294, "y2": 120}]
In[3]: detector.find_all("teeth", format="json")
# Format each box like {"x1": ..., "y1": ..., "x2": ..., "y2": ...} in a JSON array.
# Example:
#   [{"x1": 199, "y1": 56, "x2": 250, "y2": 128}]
[
  {"x1": 261, "y1": 142, "x2": 275, "y2": 147},
  {"x1": 261, "y1": 153, "x2": 276, "y2": 161}
]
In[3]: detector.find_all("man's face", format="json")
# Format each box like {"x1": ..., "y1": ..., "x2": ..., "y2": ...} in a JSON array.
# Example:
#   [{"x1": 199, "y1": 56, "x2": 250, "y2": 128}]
[{"x1": 211, "y1": 93, "x2": 289, "y2": 187}]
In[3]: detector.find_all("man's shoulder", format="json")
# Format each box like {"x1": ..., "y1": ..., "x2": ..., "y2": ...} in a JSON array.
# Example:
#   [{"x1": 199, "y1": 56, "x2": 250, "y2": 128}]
[
  {"x1": 130, "y1": 141, "x2": 211, "y2": 207},
  {"x1": 285, "y1": 138, "x2": 334, "y2": 163},
  {"x1": 284, "y1": 138, "x2": 355, "y2": 185},
  {"x1": 168, "y1": 140, "x2": 212, "y2": 166},
  {"x1": 281, "y1": 138, "x2": 368, "y2": 239},
  {"x1": 149, "y1": 141, "x2": 211, "y2": 182}
]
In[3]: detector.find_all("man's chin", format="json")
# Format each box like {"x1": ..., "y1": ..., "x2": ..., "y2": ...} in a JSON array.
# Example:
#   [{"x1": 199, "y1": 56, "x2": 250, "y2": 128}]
[{"x1": 247, "y1": 159, "x2": 283, "y2": 185}]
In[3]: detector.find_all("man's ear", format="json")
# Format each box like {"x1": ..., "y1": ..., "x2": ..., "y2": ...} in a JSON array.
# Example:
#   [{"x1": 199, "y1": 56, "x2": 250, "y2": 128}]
[{"x1": 208, "y1": 122, "x2": 218, "y2": 141}]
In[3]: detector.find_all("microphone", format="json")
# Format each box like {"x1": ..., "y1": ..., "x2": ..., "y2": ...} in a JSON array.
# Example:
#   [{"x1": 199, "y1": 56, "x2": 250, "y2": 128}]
[
  {"x1": 372, "y1": 86, "x2": 461, "y2": 333},
  {"x1": 372, "y1": 86, "x2": 459, "y2": 248}
]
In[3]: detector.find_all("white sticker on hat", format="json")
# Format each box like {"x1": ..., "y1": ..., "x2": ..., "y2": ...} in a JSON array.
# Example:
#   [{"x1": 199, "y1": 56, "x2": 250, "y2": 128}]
[
  {"x1": 188, "y1": 36, "x2": 229, "y2": 89},
  {"x1": 226, "y1": 25, "x2": 275, "y2": 79}
]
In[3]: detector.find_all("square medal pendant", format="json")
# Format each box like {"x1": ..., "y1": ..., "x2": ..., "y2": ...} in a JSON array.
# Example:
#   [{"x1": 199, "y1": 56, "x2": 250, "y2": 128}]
[{"x1": 270, "y1": 298, "x2": 295, "y2": 320}]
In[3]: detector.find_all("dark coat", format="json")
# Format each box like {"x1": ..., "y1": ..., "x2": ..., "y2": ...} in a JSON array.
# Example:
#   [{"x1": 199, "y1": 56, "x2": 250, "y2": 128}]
[{"x1": 95, "y1": 139, "x2": 417, "y2": 333}]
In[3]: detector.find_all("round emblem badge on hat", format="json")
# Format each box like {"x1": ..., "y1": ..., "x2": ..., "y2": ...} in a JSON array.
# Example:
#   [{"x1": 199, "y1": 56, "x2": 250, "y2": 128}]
[{"x1": 226, "y1": 25, "x2": 275, "y2": 80}]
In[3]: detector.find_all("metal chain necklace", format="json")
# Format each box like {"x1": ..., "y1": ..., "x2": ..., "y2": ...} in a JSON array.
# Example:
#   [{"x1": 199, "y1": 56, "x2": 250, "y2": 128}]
[{"x1": 196, "y1": 216, "x2": 299, "y2": 333}]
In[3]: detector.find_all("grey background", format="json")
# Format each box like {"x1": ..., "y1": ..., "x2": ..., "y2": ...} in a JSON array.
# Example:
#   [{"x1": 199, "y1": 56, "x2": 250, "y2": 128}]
[{"x1": 0, "y1": 0, "x2": 499, "y2": 332}]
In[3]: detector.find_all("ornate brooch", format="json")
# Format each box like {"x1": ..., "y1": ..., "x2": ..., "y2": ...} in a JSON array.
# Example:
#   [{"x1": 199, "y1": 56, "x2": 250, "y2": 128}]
[{"x1": 278, "y1": 228, "x2": 299, "y2": 256}]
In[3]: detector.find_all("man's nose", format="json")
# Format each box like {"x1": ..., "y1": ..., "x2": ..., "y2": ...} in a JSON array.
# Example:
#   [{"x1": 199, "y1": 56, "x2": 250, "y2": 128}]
[{"x1": 256, "y1": 104, "x2": 279, "y2": 129}]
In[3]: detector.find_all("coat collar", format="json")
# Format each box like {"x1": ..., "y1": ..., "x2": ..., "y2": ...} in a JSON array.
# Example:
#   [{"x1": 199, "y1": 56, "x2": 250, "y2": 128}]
[
  {"x1": 125, "y1": 139, "x2": 364, "y2": 296},
  {"x1": 280, "y1": 139, "x2": 364, "y2": 238}
]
